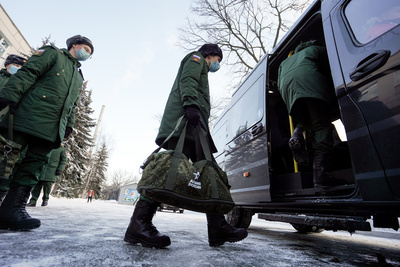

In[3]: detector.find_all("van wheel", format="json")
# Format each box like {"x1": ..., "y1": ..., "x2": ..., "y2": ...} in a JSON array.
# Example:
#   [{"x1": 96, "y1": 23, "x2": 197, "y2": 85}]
[
  {"x1": 291, "y1": 224, "x2": 324, "y2": 233},
  {"x1": 226, "y1": 207, "x2": 253, "y2": 229}
]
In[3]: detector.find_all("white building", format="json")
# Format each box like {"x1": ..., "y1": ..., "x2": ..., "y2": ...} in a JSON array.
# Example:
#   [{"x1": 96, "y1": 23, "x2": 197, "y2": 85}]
[{"x1": 0, "y1": 4, "x2": 31, "y2": 66}]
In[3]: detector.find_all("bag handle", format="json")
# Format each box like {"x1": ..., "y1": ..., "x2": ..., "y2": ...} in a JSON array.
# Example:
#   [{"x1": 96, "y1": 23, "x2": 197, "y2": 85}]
[
  {"x1": 153, "y1": 115, "x2": 185, "y2": 154},
  {"x1": 140, "y1": 116, "x2": 186, "y2": 171}
]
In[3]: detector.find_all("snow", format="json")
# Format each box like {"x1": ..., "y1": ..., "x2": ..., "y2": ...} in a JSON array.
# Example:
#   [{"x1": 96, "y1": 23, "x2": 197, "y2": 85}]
[{"x1": 1, "y1": 197, "x2": 400, "y2": 266}]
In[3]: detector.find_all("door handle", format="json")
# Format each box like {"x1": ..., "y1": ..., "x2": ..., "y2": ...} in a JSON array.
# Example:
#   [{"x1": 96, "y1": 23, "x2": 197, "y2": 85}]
[
  {"x1": 250, "y1": 122, "x2": 263, "y2": 136},
  {"x1": 349, "y1": 50, "x2": 391, "y2": 81}
]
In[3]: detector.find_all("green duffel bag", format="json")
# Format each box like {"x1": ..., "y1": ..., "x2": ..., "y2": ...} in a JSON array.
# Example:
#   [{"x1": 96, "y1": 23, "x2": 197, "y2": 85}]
[
  {"x1": 137, "y1": 118, "x2": 234, "y2": 214},
  {"x1": 0, "y1": 110, "x2": 22, "y2": 180}
]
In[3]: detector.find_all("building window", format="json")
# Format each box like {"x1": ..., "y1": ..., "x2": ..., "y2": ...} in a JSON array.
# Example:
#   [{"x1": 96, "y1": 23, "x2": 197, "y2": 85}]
[{"x1": 0, "y1": 34, "x2": 9, "y2": 57}]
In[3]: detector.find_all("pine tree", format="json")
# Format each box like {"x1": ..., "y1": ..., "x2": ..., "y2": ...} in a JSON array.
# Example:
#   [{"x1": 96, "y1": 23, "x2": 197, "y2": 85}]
[
  {"x1": 53, "y1": 81, "x2": 96, "y2": 197},
  {"x1": 86, "y1": 142, "x2": 109, "y2": 199}
]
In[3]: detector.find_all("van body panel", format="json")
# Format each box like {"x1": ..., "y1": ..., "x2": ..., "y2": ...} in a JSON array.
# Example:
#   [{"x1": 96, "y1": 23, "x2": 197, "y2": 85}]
[
  {"x1": 212, "y1": 0, "x2": 400, "y2": 230},
  {"x1": 328, "y1": 1, "x2": 400, "y2": 200}
]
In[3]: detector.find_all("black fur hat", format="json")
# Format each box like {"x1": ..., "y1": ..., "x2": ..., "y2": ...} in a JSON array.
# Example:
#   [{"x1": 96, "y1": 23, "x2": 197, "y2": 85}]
[
  {"x1": 66, "y1": 35, "x2": 94, "y2": 55},
  {"x1": 5, "y1": 55, "x2": 27, "y2": 67},
  {"x1": 198, "y1": 44, "x2": 223, "y2": 60}
]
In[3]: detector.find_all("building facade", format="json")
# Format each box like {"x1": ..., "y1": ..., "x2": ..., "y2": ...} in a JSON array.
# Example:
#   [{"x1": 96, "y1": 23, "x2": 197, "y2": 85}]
[{"x1": 0, "y1": 4, "x2": 31, "y2": 66}]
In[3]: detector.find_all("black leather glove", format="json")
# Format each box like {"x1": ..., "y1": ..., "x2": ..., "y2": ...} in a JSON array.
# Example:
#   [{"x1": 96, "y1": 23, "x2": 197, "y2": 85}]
[
  {"x1": 56, "y1": 170, "x2": 61, "y2": 175},
  {"x1": 0, "y1": 98, "x2": 17, "y2": 114},
  {"x1": 185, "y1": 105, "x2": 200, "y2": 125},
  {"x1": 64, "y1": 127, "x2": 73, "y2": 138}
]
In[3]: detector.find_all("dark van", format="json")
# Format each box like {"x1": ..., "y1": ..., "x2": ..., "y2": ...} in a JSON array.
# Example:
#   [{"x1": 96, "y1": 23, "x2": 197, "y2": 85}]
[{"x1": 212, "y1": 0, "x2": 400, "y2": 233}]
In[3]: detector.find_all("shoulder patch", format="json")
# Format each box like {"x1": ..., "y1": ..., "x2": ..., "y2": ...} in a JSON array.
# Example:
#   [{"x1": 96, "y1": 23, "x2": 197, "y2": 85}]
[
  {"x1": 34, "y1": 49, "x2": 46, "y2": 56},
  {"x1": 191, "y1": 54, "x2": 201, "y2": 63}
]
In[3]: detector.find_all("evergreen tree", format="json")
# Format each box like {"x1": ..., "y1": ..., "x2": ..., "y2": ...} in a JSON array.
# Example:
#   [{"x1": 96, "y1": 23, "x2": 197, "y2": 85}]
[
  {"x1": 86, "y1": 142, "x2": 109, "y2": 199},
  {"x1": 53, "y1": 81, "x2": 96, "y2": 197}
]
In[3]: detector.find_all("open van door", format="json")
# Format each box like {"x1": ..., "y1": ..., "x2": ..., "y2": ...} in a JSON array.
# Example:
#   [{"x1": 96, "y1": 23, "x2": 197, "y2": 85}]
[
  {"x1": 326, "y1": 0, "x2": 400, "y2": 200},
  {"x1": 222, "y1": 55, "x2": 270, "y2": 205}
]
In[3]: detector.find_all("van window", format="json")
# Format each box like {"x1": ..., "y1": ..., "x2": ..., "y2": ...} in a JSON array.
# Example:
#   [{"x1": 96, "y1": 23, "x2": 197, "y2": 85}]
[
  {"x1": 212, "y1": 117, "x2": 227, "y2": 156},
  {"x1": 344, "y1": 0, "x2": 400, "y2": 43},
  {"x1": 227, "y1": 75, "x2": 264, "y2": 141}
]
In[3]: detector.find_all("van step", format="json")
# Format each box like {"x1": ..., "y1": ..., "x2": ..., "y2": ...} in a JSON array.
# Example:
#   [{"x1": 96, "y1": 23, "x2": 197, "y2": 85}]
[{"x1": 258, "y1": 213, "x2": 371, "y2": 232}]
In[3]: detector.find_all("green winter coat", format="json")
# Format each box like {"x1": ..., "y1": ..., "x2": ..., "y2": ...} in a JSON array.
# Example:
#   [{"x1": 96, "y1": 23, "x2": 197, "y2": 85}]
[
  {"x1": 0, "y1": 45, "x2": 83, "y2": 146},
  {"x1": 156, "y1": 51, "x2": 212, "y2": 145},
  {"x1": 39, "y1": 146, "x2": 67, "y2": 182},
  {"x1": 0, "y1": 68, "x2": 11, "y2": 89},
  {"x1": 277, "y1": 41, "x2": 336, "y2": 115}
]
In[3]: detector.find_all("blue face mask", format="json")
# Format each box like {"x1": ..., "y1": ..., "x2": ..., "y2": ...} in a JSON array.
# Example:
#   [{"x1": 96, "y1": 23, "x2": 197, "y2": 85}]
[
  {"x1": 8, "y1": 65, "x2": 20, "y2": 75},
  {"x1": 76, "y1": 48, "x2": 90, "y2": 61},
  {"x1": 209, "y1": 61, "x2": 220, "y2": 73}
]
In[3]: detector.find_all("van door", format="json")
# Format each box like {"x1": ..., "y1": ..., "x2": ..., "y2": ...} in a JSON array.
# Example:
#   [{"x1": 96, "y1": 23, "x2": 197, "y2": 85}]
[
  {"x1": 327, "y1": 0, "x2": 400, "y2": 199},
  {"x1": 223, "y1": 55, "x2": 269, "y2": 205}
]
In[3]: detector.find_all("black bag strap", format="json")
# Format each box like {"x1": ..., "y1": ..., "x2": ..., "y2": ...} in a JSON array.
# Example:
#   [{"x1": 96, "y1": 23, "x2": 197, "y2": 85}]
[
  {"x1": 141, "y1": 116, "x2": 186, "y2": 171},
  {"x1": 152, "y1": 115, "x2": 185, "y2": 154},
  {"x1": 8, "y1": 114, "x2": 14, "y2": 141},
  {"x1": 193, "y1": 122, "x2": 219, "y2": 198}
]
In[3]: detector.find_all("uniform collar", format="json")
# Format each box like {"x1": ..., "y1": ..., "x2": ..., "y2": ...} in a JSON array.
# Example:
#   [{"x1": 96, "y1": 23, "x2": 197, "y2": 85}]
[{"x1": 0, "y1": 68, "x2": 11, "y2": 77}]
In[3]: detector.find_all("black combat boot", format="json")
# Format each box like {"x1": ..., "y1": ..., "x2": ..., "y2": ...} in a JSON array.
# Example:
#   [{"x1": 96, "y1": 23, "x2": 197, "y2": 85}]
[
  {"x1": 313, "y1": 153, "x2": 347, "y2": 188},
  {"x1": 41, "y1": 201, "x2": 48, "y2": 206},
  {"x1": 206, "y1": 214, "x2": 248, "y2": 247},
  {"x1": 0, "y1": 190, "x2": 7, "y2": 206},
  {"x1": 0, "y1": 185, "x2": 41, "y2": 230},
  {"x1": 26, "y1": 200, "x2": 37, "y2": 207},
  {"x1": 124, "y1": 199, "x2": 171, "y2": 248},
  {"x1": 288, "y1": 127, "x2": 309, "y2": 166}
]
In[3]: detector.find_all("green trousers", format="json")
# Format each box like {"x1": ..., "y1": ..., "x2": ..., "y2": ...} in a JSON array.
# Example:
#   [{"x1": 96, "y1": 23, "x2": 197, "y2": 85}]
[
  {"x1": 0, "y1": 129, "x2": 54, "y2": 188},
  {"x1": 291, "y1": 98, "x2": 335, "y2": 157},
  {"x1": 29, "y1": 180, "x2": 53, "y2": 202}
]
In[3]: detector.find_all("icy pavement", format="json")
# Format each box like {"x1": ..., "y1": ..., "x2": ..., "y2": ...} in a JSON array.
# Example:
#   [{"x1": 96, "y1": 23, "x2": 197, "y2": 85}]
[{"x1": 1, "y1": 197, "x2": 400, "y2": 266}]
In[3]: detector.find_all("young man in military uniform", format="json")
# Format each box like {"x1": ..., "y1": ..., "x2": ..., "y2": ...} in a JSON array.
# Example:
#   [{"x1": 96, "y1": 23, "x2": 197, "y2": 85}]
[
  {"x1": 27, "y1": 145, "x2": 67, "y2": 207},
  {"x1": 0, "y1": 55, "x2": 27, "y2": 87},
  {"x1": 0, "y1": 35, "x2": 94, "y2": 231},
  {"x1": 277, "y1": 40, "x2": 346, "y2": 188},
  {"x1": 0, "y1": 54, "x2": 27, "y2": 204},
  {"x1": 124, "y1": 44, "x2": 248, "y2": 248}
]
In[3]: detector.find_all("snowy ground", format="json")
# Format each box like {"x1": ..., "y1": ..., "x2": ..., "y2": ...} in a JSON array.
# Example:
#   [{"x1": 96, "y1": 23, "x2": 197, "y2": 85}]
[{"x1": 1, "y1": 197, "x2": 400, "y2": 266}]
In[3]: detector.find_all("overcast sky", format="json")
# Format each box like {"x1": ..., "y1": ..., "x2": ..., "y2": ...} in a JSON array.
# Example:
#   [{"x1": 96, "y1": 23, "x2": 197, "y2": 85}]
[{"x1": 1, "y1": 0, "x2": 233, "y2": 179}]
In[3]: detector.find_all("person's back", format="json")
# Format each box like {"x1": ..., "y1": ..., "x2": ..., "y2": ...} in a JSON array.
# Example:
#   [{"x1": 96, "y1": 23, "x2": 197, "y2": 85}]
[
  {"x1": 278, "y1": 40, "x2": 346, "y2": 188},
  {"x1": 278, "y1": 40, "x2": 335, "y2": 115}
]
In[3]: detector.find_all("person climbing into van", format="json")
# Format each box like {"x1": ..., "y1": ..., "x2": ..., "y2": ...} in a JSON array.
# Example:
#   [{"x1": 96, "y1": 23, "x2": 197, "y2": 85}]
[
  {"x1": 124, "y1": 44, "x2": 248, "y2": 249},
  {"x1": 277, "y1": 40, "x2": 346, "y2": 188}
]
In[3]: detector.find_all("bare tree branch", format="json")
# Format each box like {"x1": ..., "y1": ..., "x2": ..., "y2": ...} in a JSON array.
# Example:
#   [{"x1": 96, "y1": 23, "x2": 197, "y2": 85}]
[{"x1": 178, "y1": 0, "x2": 312, "y2": 85}]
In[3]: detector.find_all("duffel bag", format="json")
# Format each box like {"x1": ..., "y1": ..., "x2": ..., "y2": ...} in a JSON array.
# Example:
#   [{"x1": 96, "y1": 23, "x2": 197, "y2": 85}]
[{"x1": 137, "y1": 118, "x2": 234, "y2": 214}]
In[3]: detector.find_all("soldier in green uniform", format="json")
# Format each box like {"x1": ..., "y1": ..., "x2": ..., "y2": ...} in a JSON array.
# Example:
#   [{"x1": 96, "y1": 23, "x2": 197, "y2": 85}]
[
  {"x1": 124, "y1": 44, "x2": 248, "y2": 249},
  {"x1": 27, "y1": 146, "x2": 67, "y2": 207},
  {"x1": 0, "y1": 55, "x2": 27, "y2": 204},
  {"x1": 277, "y1": 40, "x2": 346, "y2": 188},
  {"x1": 0, "y1": 35, "x2": 94, "y2": 231},
  {"x1": 0, "y1": 55, "x2": 26, "y2": 87}
]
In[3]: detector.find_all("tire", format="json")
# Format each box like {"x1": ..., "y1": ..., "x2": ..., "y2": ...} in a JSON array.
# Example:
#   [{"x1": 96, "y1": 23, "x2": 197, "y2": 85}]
[
  {"x1": 291, "y1": 224, "x2": 324, "y2": 233},
  {"x1": 226, "y1": 207, "x2": 253, "y2": 229}
]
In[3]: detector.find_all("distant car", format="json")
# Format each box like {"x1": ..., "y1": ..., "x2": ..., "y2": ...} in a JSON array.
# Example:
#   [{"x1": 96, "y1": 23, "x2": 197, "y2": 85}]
[{"x1": 157, "y1": 204, "x2": 184, "y2": 213}]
